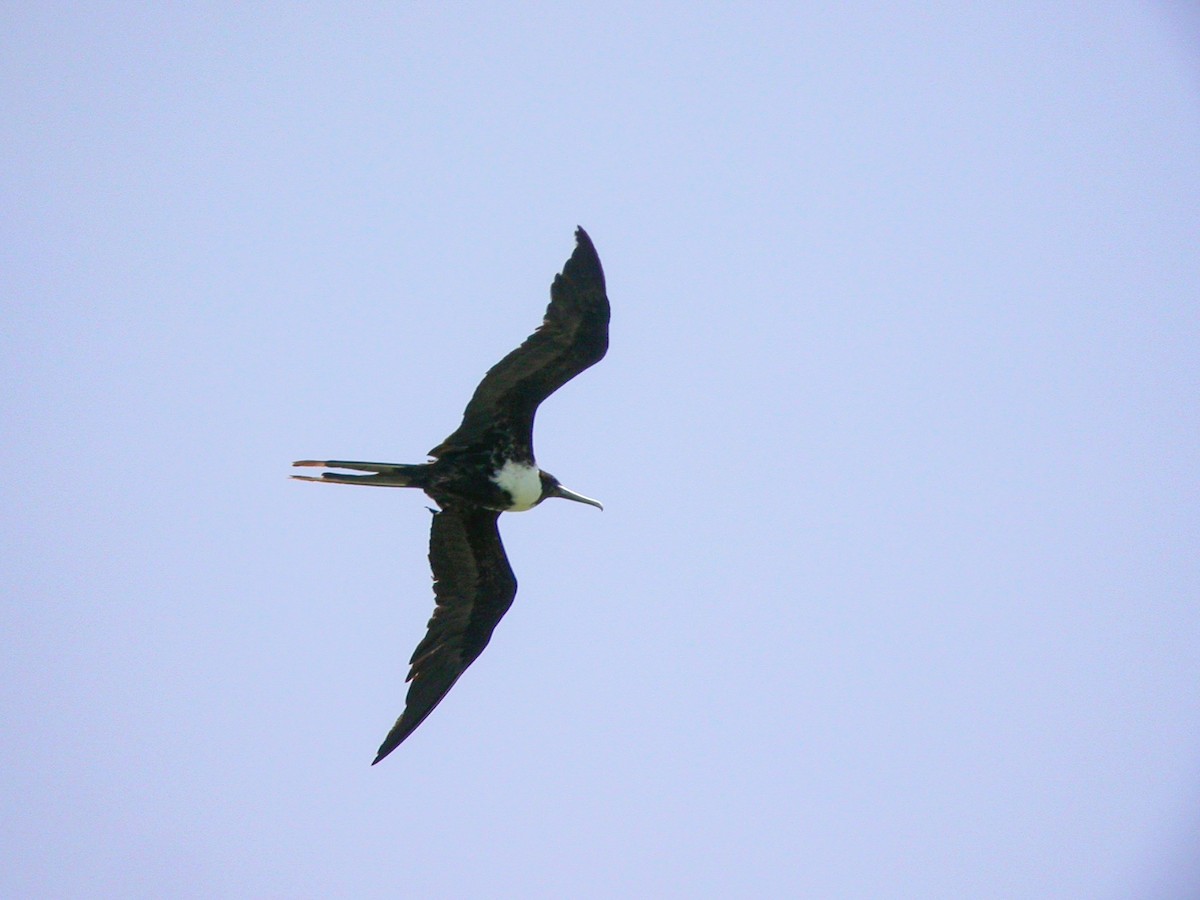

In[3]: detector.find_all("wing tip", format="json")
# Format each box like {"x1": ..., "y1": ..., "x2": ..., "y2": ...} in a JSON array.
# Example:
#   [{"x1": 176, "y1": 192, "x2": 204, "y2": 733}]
[
  {"x1": 369, "y1": 715, "x2": 412, "y2": 763},
  {"x1": 563, "y1": 226, "x2": 605, "y2": 290},
  {"x1": 573, "y1": 226, "x2": 596, "y2": 257}
]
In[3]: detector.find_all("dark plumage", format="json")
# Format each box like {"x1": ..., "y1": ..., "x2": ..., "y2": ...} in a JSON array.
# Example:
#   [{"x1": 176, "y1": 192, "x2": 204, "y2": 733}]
[{"x1": 293, "y1": 228, "x2": 609, "y2": 763}]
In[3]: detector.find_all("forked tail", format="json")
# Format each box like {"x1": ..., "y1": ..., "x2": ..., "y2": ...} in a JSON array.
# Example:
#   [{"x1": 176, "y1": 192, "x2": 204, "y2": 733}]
[{"x1": 291, "y1": 460, "x2": 430, "y2": 487}]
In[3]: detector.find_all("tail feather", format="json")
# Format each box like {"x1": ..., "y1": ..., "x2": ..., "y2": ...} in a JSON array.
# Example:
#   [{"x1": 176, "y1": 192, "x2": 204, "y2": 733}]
[{"x1": 291, "y1": 459, "x2": 428, "y2": 488}]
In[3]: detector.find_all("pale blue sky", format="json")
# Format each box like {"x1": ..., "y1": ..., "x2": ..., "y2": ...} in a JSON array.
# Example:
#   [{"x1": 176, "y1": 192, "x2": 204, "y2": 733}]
[{"x1": 4, "y1": 4, "x2": 1199, "y2": 897}]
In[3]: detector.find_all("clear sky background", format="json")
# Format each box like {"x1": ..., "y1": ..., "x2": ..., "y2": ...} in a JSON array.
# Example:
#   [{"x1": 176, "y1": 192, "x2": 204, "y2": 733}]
[{"x1": 4, "y1": 4, "x2": 1199, "y2": 898}]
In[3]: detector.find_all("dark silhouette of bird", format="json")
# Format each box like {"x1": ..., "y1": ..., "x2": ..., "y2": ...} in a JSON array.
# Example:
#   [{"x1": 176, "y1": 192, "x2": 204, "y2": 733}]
[{"x1": 293, "y1": 228, "x2": 609, "y2": 764}]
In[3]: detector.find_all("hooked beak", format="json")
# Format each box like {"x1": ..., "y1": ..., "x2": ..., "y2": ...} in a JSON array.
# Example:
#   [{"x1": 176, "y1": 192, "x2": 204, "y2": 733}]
[{"x1": 549, "y1": 484, "x2": 604, "y2": 510}]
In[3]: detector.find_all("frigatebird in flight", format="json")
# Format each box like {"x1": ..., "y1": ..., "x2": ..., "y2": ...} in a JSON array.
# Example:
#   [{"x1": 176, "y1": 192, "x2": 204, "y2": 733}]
[{"x1": 293, "y1": 227, "x2": 608, "y2": 764}]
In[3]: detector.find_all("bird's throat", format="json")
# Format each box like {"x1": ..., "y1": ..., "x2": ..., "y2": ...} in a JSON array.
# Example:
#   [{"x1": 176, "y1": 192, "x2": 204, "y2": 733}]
[{"x1": 491, "y1": 459, "x2": 543, "y2": 511}]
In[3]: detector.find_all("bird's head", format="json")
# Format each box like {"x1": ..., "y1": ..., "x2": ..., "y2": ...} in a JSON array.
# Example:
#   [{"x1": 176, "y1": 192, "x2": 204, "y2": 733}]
[{"x1": 538, "y1": 471, "x2": 604, "y2": 510}]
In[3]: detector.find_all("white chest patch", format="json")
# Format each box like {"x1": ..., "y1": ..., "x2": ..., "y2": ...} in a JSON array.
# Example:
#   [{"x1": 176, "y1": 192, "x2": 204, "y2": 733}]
[{"x1": 491, "y1": 460, "x2": 543, "y2": 511}]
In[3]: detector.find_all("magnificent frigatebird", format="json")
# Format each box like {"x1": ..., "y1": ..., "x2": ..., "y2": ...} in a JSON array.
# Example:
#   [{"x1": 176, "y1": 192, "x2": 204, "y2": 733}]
[{"x1": 293, "y1": 227, "x2": 608, "y2": 764}]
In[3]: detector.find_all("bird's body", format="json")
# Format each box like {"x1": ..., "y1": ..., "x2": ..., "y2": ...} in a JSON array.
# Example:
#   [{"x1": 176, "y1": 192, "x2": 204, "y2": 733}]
[{"x1": 293, "y1": 228, "x2": 608, "y2": 764}]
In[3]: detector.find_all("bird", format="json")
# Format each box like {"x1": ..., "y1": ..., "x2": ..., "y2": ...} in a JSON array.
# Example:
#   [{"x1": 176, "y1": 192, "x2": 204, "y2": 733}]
[{"x1": 293, "y1": 227, "x2": 609, "y2": 764}]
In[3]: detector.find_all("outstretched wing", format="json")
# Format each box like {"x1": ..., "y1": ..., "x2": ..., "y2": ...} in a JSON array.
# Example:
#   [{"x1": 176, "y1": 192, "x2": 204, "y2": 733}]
[
  {"x1": 429, "y1": 227, "x2": 609, "y2": 458},
  {"x1": 372, "y1": 499, "x2": 518, "y2": 763}
]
